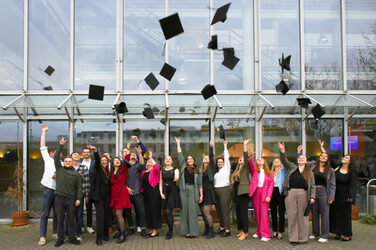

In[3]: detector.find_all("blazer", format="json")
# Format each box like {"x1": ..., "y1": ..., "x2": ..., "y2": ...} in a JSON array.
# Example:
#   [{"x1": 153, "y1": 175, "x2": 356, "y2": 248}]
[
  {"x1": 274, "y1": 167, "x2": 287, "y2": 194},
  {"x1": 248, "y1": 157, "x2": 274, "y2": 201},
  {"x1": 178, "y1": 152, "x2": 202, "y2": 202},
  {"x1": 141, "y1": 163, "x2": 160, "y2": 192},
  {"x1": 88, "y1": 151, "x2": 111, "y2": 202},
  {"x1": 232, "y1": 151, "x2": 251, "y2": 196}
]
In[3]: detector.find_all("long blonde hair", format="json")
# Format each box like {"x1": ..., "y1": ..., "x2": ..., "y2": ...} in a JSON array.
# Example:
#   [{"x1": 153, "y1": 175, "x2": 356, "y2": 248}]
[
  {"x1": 271, "y1": 158, "x2": 282, "y2": 177},
  {"x1": 231, "y1": 157, "x2": 244, "y2": 185}
]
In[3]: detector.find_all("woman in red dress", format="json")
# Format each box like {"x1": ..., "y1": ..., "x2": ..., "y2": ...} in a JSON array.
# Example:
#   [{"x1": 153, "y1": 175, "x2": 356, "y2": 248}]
[{"x1": 109, "y1": 156, "x2": 133, "y2": 244}]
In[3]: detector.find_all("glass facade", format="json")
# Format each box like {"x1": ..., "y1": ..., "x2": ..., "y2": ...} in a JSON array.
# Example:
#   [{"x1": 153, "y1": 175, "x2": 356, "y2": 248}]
[{"x1": 0, "y1": 1, "x2": 376, "y2": 218}]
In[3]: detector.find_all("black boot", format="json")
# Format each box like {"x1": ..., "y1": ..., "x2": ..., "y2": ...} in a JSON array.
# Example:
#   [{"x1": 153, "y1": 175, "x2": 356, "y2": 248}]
[
  {"x1": 127, "y1": 228, "x2": 135, "y2": 236},
  {"x1": 141, "y1": 229, "x2": 150, "y2": 238},
  {"x1": 96, "y1": 239, "x2": 102, "y2": 246},
  {"x1": 165, "y1": 230, "x2": 173, "y2": 240},
  {"x1": 202, "y1": 224, "x2": 209, "y2": 236},
  {"x1": 116, "y1": 232, "x2": 126, "y2": 244},
  {"x1": 206, "y1": 227, "x2": 215, "y2": 239},
  {"x1": 113, "y1": 230, "x2": 121, "y2": 239}
]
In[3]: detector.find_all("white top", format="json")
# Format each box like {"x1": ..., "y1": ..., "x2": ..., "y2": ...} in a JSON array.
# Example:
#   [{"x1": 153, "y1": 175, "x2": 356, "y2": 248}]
[
  {"x1": 81, "y1": 158, "x2": 91, "y2": 169},
  {"x1": 258, "y1": 168, "x2": 265, "y2": 187},
  {"x1": 214, "y1": 150, "x2": 231, "y2": 188},
  {"x1": 274, "y1": 176, "x2": 278, "y2": 187},
  {"x1": 40, "y1": 146, "x2": 56, "y2": 190},
  {"x1": 73, "y1": 165, "x2": 79, "y2": 171}
]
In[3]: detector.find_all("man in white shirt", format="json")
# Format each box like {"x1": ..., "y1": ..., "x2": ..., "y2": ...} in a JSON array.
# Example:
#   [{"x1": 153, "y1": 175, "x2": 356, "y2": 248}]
[{"x1": 38, "y1": 125, "x2": 58, "y2": 246}]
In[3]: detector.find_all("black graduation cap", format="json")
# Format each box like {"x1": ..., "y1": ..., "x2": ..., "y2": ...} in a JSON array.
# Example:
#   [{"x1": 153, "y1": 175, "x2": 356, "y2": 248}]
[
  {"x1": 297, "y1": 98, "x2": 311, "y2": 109},
  {"x1": 159, "y1": 13, "x2": 184, "y2": 40},
  {"x1": 150, "y1": 129, "x2": 157, "y2": 139},
  {"x1": 88, "y1": 84, "x2": 105, "y2": 101},
  {"x1": 132, "y1": 128, "x2": 141, "y2": 136},
  {"x1": 179, "y1": 106, "x2": 186, "y2": 113},
  {"x1": 279, "y1": 53, "x2": 291, "y2": 73},
  {"x1": 211, "y1": 3, "x2": 231, "y2": 25},
  {"x1": 143, "y1": 107, "x2": 155, "y2": 119},
  {"x1": 218, "y1": 125, "x2": 226, "y2": 140},
  {"x1": 43, "y1": 86, "x2": 53, "y2": 90},
  {"x1": 275, "y1": 80, "x2": 289, "y2": 95},
  {"x1": 201, "y1": 84, "x2": 217, "y2": 100},
  {"x1": 312, "y1": 104, "x2": 325, "y2": 120},
  {"x1": 44, "y1": 65, "x2": 55, "y2": 76},
  {"x1": 160, "y1": 119, "x2": 166, "y2": 125},
  {"x1": 144, "y1": 73, "x2": 159, "y2": 90},
  {"x1": 207, "y1": 35, "x2": 218, "y2": 50},
  {"x1": 4, "y1": 151, "x2": 17, "y2": 164},
  {"x1": 222, "y1": 47, "x2": 235, "y2": 58},
  {"x1": 159, "y1": 63, "x2": 176, "y2": 81},
  {"x1": 114, "y1": 102, "x2": 128, "y2": 114},
  {"x1": 222, "y1": 53, "x2": 240, "y2": 70}
]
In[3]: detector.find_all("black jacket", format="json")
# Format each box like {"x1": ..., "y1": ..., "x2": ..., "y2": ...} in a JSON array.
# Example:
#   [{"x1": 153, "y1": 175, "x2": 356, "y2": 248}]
[{"x1": 88, "y1": 151, "x2": 110, "y2": 201}]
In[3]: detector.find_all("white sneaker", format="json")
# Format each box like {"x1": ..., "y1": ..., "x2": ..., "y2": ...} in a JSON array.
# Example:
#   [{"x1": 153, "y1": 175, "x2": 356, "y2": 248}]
[
  {"x1": 137, "y1": 226, "x2": 141, "y2": 233},
  {"x1": 76, "y1": 236, "x2": 82, "y2": 241},
  {"x1": 261, "y1": 237, "x2": 271, "y2": 242},
  {"x1": 86, "y1": 227, "x2": 95, "y2": 234},
  {"x1": 318, "y1": 238, "x2": 328, "y2": 243},
  {"x1": 308, "y1": 235, "x2": 317, "y2": 240},
  {"x1": 38, "y1": 236, "x2": 46, "y2": 245},
  {"x1": 252, "y1": 234, "x2": 259, "y2": 239}
]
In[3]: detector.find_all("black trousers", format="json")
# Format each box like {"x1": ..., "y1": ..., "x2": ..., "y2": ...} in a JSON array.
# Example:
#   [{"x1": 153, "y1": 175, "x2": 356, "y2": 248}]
[
  {"x1": 122, "y1": 208, "x2": 134, "y2": 230},
  {"x1": 270, "y1": 187, "x2": 285, "y2": 233},
  {"x1": 55, "y1": 195, "x2": 76, "y2": 241},
  {"x1": 129, "y1": 193, "x2": 146, "y2": 229},
  {"x1": 94, "y1": 195, "x2": 111, "y2": 241},
  {"x1": 235, "y1": 194, "x2": 250, "y2": 233}
]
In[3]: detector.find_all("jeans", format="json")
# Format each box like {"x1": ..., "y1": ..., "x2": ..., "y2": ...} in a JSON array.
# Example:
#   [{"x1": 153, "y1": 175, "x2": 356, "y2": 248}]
[
  {"x1": 40, "y1": 188, "x2": 57, "y2": 237},
  {"x1": 65, "y1": 197, "x2": 83, "y2": 236},
  {"x1": 129, "y1": 193, "x2": 146, "y2": 229}
]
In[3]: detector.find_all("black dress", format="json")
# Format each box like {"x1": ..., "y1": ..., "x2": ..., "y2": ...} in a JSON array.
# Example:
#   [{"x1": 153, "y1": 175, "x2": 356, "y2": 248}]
[
  {"x1": 142, "y1": 172, "x2": 162, "y2": 229},
  {"x1": 161, "y1": 168, "x2": 181, "y2": 209},
  {"x1": 202, "y1": 146, "x2": 216, "y2": 205},
  {"x1": 329, "y1": 168, "x2": 357, "y2": 236}
]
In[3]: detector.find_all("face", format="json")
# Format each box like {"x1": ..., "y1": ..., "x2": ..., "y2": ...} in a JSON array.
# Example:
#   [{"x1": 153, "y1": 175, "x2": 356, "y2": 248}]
[
  {"x1": 202, "y1": 155, "x2": 209, "y2": 164},
  {"x1": 298, "y1": 155, "x2": 307, "y2": 165},
  {"x1": 122, "y1": 149, "x2": 128, "y2": 158},
  {"x1": 147, "y1": 159, "x2": 154, "y2": 169},
  {"x1": 273, "y1": 159, "x2": 282, "y2": 168},
  {"x1": 164, "y1": 156, "x2": 172, "y2": 165},
  {"x1": 186, "y1": 156, "x2": 195, "y2": 166},
  {"x1": 82, "y1": 149, "x2": 91, "y2": 159},
  {"x1": 113, "y1": 158, "x2": 121, "y2": 167},
  {"x1": 129, "y1": 153, "x2": 137, "y2": 162},
  {"x1": 319, "y1": 153, "x2": 328, "y2": 163},
  {"x1": 238, "y1": 156, "x2": 244, "y2": 164},
  {"x1": 256, "y1": 158, "x2": 265, "y2": 166},
  {"x1": 64, "y1": 157, "x2": 73, "y2": 168},
  {"x1": 49, "y1": 150, "x2": 56, "y2": 158},
  {"x1": 217, "y1": 159, "x2": 224, "y2": 168},
  {"x1": 100, "y1": 157, "x2": 108, "y2": 167},
  {"x1": 71, "y1": 152, "x2": 80, "y2": 161},
  {"x1": 341, "y1": 155, "x2": 351, "y2": 164}
]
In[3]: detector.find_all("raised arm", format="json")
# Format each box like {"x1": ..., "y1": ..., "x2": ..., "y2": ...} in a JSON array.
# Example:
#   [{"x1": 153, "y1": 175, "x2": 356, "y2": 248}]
[
  {"x1": 223, "y1": 141, "x2": 230, "y2": 171},
  {"x1": 40, "y1": 125, "x2": 48, "y2": 147},
  {"x1": 137, "y1": 146, "x2": 145, "y2": 166},
  {"x1": 278, "y1": 141, "x2": 294, "y2": 170},
  {"x1": 209, "y1": 141, "x2": 216, "y2": 172},
  {"x1": 244, "y1": 139, "x2": 254, "y2": 172},
  {"x1": 175, "y1": 136, "x2": 182, "y2": 153},
  {"x1": 54, "y1": 137, "x2": 66, "y2": 169}
]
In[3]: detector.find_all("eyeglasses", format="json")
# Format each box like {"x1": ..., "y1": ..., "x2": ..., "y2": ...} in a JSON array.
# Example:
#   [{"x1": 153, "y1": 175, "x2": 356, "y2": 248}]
[{"x1": 165, "y1": 157, "x2": 172, "y2": 160}]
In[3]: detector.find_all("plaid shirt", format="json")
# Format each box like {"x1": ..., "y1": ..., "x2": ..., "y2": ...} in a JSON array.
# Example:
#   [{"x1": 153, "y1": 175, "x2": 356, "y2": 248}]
[{"x1": 76, "y1": 164, "x2": 90, "y2": 198}]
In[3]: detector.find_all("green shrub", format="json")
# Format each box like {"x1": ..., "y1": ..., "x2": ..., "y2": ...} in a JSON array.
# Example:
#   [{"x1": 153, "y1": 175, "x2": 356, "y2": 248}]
[{"x1": 361, "y1": 214, "x2": 376, "y2": 225}]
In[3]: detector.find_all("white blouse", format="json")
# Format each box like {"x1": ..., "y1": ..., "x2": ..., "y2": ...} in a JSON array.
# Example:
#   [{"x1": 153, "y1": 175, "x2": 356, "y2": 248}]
[{"x1": 257, "y1": 168, "x2": 265, "y2": 187}]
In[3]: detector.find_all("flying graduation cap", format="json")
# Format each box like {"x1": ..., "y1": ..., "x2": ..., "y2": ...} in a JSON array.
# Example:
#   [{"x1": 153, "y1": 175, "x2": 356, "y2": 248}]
[
  {"x1": 143, "y1": 103, "x2": 155, "y2": 119},
  {"x1": 311, "y1": 104, "x2": 325, "y2": 120},
  {"x1": 279, "y1": 53, "x2": 291, "y2": 73},
  {"x1": 297, "y1": 98, "x2": 311, "y2": 109},
  {"x1": 221, "y1": 47, "x2": 239, "y2": 70},
  {"x1": 88, "y1": 84, "x2": 105, "y2": 101},
  {"x1": 114, "y1": 102, "x2": 128, "y2": 114},
  {"x1": 159, "y1": 13, "x2": 184, "y2": 40},
  {"x1": 211, "y1": 3, "x2": 231, "y2": 25},
  {"x1": 44, "y1": 65, "x2": 55, "y2": 76},
  {"x1": 159, "y1": 63, "x2": 176, "y2": 81},
  {"x1": 207, "y1": 35, "x2": 218, "y2": 50},
  {"x1": 144, "y1": 73, "x2": 160, "y2": 90},
  {"x1": 275, "y1": 80, "x2": 289, "y2": 95},
  {"x1": 218, "y1": 125, "x2": 226, "y2": 140},
  {"x1": 201, "y1": 84, "x2": 217, "y2": 100}
]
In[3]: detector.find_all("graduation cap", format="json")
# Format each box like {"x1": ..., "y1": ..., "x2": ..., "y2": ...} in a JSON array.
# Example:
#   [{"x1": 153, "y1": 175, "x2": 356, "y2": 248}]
[
  {"x1": 159, "y1": 13, "x2": 184, "y2": 40},
  {"x1": 218, "y1": 125, "x2": 226, "y2": 140},
  {"x1": 43, "y1": 86, "x2": 53, "y2": 90},
  {"x1": 297, "y1": 98, "x2": 311, "y2": 109},
  {"x1": 4, "y1": 151, "x2": 17, "y2": 164},
  {"x1": 201, "y1": 84, "x2": 217, "y2": 100},
  {"x1": 222, "y1": 47, "x2": 235, "y2": 58},
  {"x1": 207, "y1": 35, "x2": 218, "y2": 50},
  {"x1": 275, "y1": 80, "x2": 289, "y2": 95},
  {"x1": 211, "y1": 3, "x2": 231, "y2": 25},
  {"x1": 114, "y1": 102, "x2": 128, "y2": 114},
  {"x1": 159, "y1": 63, "x2": 176, "y2": 81},
  {"x1": 143, "y1": 107, "x2": 155, "y2": 119},
  {"x1": 88, "y1": 84, "x2": 105, "y2": 101},
  {"x1": 144, "y1": 73, "x2": 159, "y2": 90},
  {"x1": 44, "y1": 65, "x2": 55, "y2": 76},
  {"x1": 132, "y1": 128, "x2": 141, "y2": 136},
  {"x1": 312, "y1": 104, "x2": 325, "y2": 120},
  {"x1": 222, "y1": 53, "x2": 240, "y2": 70},
  {"x1": 279, "y1": 53, "x2": 291, "y2": 73},
  {"x1": 179, "y1": 106, "x2": 186, "y2": 113},
  {"x1": 160, "y1": 119, "x2": 166, "y2": 125},
  {"x1": 150, "y1": 129, "x2": 157, "y2": 139}
]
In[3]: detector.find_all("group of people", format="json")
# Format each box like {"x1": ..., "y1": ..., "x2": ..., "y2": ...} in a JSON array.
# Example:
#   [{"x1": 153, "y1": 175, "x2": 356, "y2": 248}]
[{"x1": 37, "y1": 125, "x2": 357, "y2": 247}]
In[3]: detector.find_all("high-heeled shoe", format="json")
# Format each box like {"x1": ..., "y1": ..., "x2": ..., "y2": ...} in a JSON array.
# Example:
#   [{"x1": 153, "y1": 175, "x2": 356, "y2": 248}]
[
  {"x1": 238, "y1": 233, "x2": 248, "y2": 240},
  {"x1": 237, "y1": 231, "x2": 243, "y2": 238}
]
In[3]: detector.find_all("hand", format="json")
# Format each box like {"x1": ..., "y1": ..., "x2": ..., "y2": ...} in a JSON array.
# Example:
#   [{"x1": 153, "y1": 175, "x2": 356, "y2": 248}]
[
  {"x1": 59, "y1": 137, "x2": 67, "y2": 145},
  {"x1": 87, "y1": 145, "x2": 97, "y2": 152},
  {"x1": 199, "y1": 196, "x2": 203, "y2": 204},
  {"x1": 209, "y1": 141, "x2": 214, "y2": 148},
  {"x1": 160, "y1": 193, "x2": 166, "y2": 199},
  {"x1": 318, "y1": 139, "x2": 324, "y2": 148},
  {"x1": 277, "y1": 141, "x2": 285, "y2": 153},
  {"x1": 223, "y1": 141, "x2": 228, "y2": 146},
  {"x1": 122, "y1": 148, "x2": 129, "y2": 157},
  {"x1": 136, "y1": 146, "x2": 142, "y2": 155},
  {"x1": 131, "y1": 136, "x2": 139, "y2": 143},
  {"x1": 52, "y1": 172, "x2": 56, "y2": 179},
  {"x1": 297, "y1": 145, "x2": 303, "y2": 154},
  {"x1": 85, "y1": 197, "x2": 89, "y2": 203},
  {"x1": 75, "y1": 200, "x2": 80, "y2": 207},
  {"x1": 174, "y1": 136, "x2": 180, "y2": 144},
  {"x1": 310, "y1": 198, "x2": 315, "y2": 204},
  {"x1": 149, "y1": 158, "x2": 156, "y2": 165},
  {"x1": 148, "y1": 151, "x2": 153, "y2": 159},
  {"x1": 244, "y1": 138, "x2": 252, "y2": 145},
  {"x1": 248, "y1": 147, "x2": 255, "y2": 158},
  {"x1": 127, "y1": 140, "x2": 133, "y2": 150},
  {"x1": 42, "y1": 125, "x2": 48, "y2": 132},
  {"x1": 265, "y1": 198, "x2": 271, "y2": 203},
  {"x1": 127, "y1": 186, "x2": 134, "y2": 196},
  {"x1": 328, "y1": 200, "x2": 333, "y2": 204}
]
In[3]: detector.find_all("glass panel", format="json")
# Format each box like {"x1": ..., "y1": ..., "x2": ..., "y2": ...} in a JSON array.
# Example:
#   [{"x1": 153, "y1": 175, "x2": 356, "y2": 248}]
[
  {"x1": 348, "y1": 118, "x2": 376, "y2": 214},
  {"x1": 75, "y1": 0, "x2": 116, "y2": 90},
  {"x1": 124, "y1": 0, "x2": 165, "y2": 90},
  {"x1": 28, "y1": 121, "x2": 68, "y2": 217},
  {"x1": 29, "y1": 0, "x2": 70, "y2": 90},
  {"x1": 305, "y1": 0, "x2": 342, "y2": 90},
  {"x1": 346, "y1": 0, "x2": 376, "y2": 90},
  {"x1": 123, "y1": 120, "x2": 165, "y2": 165},
  {"x1": 261, "y1": 0, "x2": 300, "y2": 90},
  {"x1": 0, "y1": 120, "x2": 23, "y2": 218},
  {"x1": 168, "y1": 1, "x2": 209, "y2": 90},
  {"x1": 263, "y1": 119, "x2": 301, "y2": 163},
  {"x1": 73, "y1": 120, "x2": 116, "y2": 157},
  {"x1": 213, "y1": 0, "x2": 254, "y2": 90},
  {"x1": 0, "y1": 0, "x2": 23, "y2": 91},
  {"x1": 169, "y1": 120, "x2": 209, "y2": 168}
]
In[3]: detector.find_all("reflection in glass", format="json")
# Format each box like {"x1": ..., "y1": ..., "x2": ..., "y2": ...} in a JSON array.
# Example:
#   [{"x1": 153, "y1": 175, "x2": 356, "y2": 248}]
[
  {"x1": 75, "y1": 0, "x2": 116, "y2": 90},
  {"x1": 169, "y1": 1, "x2": 210, "y2": 90},
  {"x1": 29, "y1": 0, "x2": 70, "y2": 90},
  {"x1": 305, "y1": 0, "x2": 342, "y2": 90},
  {"x1": 28, "y1": 121, "x2": 68, "y2": 217},
  {"x1": 261, "y1": 0, "x2": 300, "y2": 90},
  {"x1": 0, "y1": 0, "x2": 23, "y2": 91},
  {"x1": 346, "y1": 0, "x2": 376, "y2": 90},
  {"x1": 124, "y1": 0, "x2": 165, "y2": 90},
  {"x1": 213, "y1": 0, "x2": 254, "y2": 90},
  {"x1": 262, "y1": 119, "x2": 301, "y2": 163}
]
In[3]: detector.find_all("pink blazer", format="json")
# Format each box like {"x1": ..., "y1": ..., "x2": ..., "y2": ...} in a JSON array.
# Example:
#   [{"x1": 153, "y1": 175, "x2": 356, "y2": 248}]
[
  {"x1": 141, "y1": 164, "x2": 160, "y2": 192},
  {"x1": 248, "y1": 158, "x2": 274, "y2": 201}
]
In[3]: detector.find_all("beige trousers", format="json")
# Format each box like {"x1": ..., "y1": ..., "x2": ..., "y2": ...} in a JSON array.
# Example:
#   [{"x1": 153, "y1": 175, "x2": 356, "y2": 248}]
[{"x1": 285, "y1": 189, "x2": 309, "y2": 243}]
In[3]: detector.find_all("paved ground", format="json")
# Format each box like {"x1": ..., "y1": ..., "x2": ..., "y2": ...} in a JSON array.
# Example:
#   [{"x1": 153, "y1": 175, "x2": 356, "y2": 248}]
[{"x1": 0, "y1": 220, "x2": 375, "y2": 250}]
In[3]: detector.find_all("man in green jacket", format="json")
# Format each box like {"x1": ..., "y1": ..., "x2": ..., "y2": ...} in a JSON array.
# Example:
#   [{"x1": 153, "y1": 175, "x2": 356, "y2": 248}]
[{"x1": 54, "y1": 137, "x2": 82, "y2": 247}]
